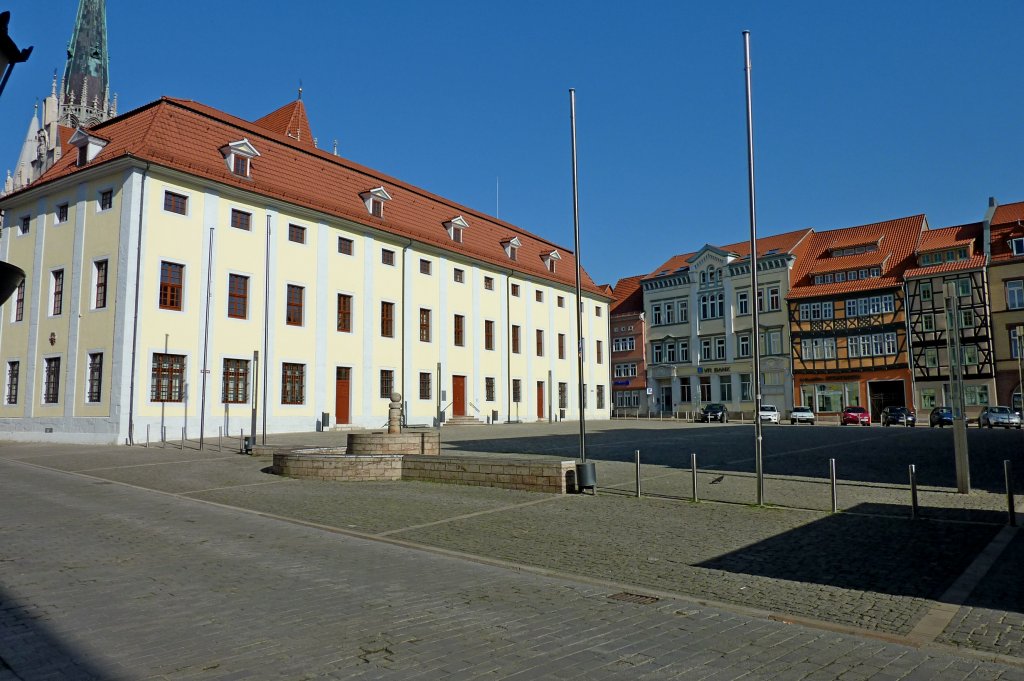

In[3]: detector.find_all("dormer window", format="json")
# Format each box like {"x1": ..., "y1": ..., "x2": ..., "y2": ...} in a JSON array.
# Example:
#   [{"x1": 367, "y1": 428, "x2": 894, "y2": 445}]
[
  {"x1": 360, "y1": 187, "x2": 392, "y2": 219},
  {"x1": 501, "y1": 237, "x2": 521, "y2": 261},
  {"x1": 1011, "y1": 238, "x2": 1024, "y2": 256},
  {"x1": 69, "y1": 128, "x2": 109, "y2": 166},
  {"x1": 220, "y1": 138, "x2": 260, "y2": 178},
  {"x1": 541, "y1": 250, "x2": 561, "y2": 273},
  {"x1": 444, "y1": 216, "x2": 469, "y2": 243}
]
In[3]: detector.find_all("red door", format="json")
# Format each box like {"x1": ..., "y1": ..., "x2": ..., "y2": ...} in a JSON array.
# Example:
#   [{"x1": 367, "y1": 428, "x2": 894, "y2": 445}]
[
  {"x1": 537, "y1": 381, "x2": 545, "y2": 419},
  {"x1": 335, "y1": 367, "x2": 350, "y2": 425},
  {"x1": 453, "y1": 375, "x2": 466, "y2": 416}
]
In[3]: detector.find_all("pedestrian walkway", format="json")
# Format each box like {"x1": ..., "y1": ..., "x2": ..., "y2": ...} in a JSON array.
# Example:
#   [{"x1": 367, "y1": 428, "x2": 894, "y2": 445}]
[{"x1": 1, "y1": 454, "x2": 1022, "y2": 680}]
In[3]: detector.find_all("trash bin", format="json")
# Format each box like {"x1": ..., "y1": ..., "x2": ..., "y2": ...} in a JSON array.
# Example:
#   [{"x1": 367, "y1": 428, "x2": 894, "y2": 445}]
[
  {"x1": 576, "y1": 461, "x2": 597, "y2": 494},
  {"x1": 560, "y1": 408, "x2": 566, "y2": 420},
  {"x1": 322, "y1": 412, "x2": 330, "y2": 429}
]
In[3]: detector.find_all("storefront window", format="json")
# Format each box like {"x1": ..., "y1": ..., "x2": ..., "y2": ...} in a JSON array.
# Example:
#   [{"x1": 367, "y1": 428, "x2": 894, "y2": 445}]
[{"x1": 920, "y1": 389, "x2": 936, "y2": 409}]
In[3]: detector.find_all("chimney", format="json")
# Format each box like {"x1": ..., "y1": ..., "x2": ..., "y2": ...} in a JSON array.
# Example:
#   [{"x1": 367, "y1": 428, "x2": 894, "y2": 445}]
[{"x1": 983, "y1": 196, "x2": 997, "y2": 263}]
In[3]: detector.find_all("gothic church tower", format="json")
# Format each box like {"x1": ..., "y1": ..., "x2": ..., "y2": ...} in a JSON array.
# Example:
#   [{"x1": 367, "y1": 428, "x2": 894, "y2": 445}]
[{"x1": 4, "y1": 0, "x2": 115, "y2": 195}]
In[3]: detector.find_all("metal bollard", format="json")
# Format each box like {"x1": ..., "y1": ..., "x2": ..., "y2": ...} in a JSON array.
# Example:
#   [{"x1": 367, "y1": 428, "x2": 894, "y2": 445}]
[
  {"x1": 635, "y1": 449, "x2": 642, "y2": 498},
  {"x1": 909, "y1": 464, "x2": 919, "y2": 520},
  {"x1": 146, "y1": 424, "x2": 150, "y2": 448},
  {"x1": 218, "y1": 426, "x2": 223, "y2": 452},
  {"x1": 691, "y1": 452, "x2": 698, "y2": 502},
  {"x1": 829, "y1": 458, "x2": 838, "y2": 513},
  {"x1": 240, "y1": 428, "x2": 245, "y2": 454},
  {"x1": 1006, "y1": 460, "x2": 1017, "y2": 527}
]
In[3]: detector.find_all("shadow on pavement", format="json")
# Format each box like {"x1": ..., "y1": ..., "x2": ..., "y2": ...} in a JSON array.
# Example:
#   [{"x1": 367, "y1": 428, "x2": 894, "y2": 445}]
[
  {"x1": 694, "y1": 503, "x2": 1002, "y2": 606},
  {"x1": 0, "y1": 583, "x2": 111, "y2": 680}
]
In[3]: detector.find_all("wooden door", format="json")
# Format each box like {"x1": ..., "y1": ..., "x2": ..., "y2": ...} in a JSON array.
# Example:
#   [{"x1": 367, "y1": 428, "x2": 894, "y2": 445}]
[
  {"x1": 335, "y1": 367, "x2": 350, "y2": 425},
  {"x1": 453, "y1": 375, "x2": 466, "y2": 416},
  {"x1": 537, "y1": 381, "x2": 545, "y2": 419}
]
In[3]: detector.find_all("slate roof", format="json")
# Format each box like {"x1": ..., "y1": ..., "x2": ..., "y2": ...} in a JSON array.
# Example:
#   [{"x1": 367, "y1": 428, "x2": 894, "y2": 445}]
[
  {"x1": 787, "y1": 214, "x2": 926, "y2": 300},
  {"x1": 3, "y1": 97, "x2": 606, "y2": 296}
]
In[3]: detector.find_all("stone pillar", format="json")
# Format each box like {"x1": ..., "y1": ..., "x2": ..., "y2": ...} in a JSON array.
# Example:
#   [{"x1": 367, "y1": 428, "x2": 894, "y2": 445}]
[{"x1": 388, "y1": 392, "x2": 402, "y2": 434}]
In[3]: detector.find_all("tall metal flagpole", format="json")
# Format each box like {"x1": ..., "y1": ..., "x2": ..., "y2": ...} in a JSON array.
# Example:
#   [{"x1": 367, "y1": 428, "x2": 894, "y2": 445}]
[
  {"x1": 570, "y1": 88, "x2": 587, "y2": 463},
  {"x1": 743, "y1": 31, "x2": 764, "y2": 505}
]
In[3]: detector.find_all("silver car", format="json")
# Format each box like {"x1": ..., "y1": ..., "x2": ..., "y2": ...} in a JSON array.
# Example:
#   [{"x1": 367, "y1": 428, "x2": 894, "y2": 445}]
[
  {"x1": 790, "y1": 406, "x2": 816, "y2": 425},
  {"x1": 979, "y1": 406, "x2": 1022, "y2": 429}
]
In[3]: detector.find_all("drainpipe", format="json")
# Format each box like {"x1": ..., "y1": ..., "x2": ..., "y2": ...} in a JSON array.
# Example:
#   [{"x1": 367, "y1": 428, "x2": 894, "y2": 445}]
[
  {"x1": 262, "y1": 214, "x2": 270, "y2": 443},
  {"x1": 126, "y1": 162, "x2": 150, "y2": 445},
  {"x1": 983, "y1": 197, "x2": 997, "y2": 263},
  {"x1": 402, "y1": 238, "x2": 412, "y2": 422},
  {"x1": 506, "y1": 270, "x2": 512, "y2": 422}
]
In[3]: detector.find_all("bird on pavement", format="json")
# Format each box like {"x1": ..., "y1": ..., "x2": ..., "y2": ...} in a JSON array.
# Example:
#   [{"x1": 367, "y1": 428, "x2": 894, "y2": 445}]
[{"x1": 709, "y1": 475, "x2": 724, "y2": 484}]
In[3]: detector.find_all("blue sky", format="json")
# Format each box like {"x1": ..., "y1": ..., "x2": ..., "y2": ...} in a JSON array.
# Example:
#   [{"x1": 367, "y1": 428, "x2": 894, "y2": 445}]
[{"x1": 3, "y1": 1, "x2": 1024, "y2": 287}]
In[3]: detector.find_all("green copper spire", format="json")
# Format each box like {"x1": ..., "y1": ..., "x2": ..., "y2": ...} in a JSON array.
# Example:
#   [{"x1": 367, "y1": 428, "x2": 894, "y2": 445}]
[{"x1": 60, "y1": 0, "x2": 110, "y2": 127}]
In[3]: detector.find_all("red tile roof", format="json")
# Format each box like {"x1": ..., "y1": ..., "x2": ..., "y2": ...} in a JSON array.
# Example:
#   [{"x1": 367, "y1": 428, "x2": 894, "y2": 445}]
[
  {"x1": 609, "y1": 275, "x2": 644, "y2": 314},
  {"x1": 787, "y1": 214, "x2": 926, "y2": 300},
  {"x1": 904, "y1": 222, "x2": 984, "y2": 277},
  {"x1": 5, "y1": 97, "x2": 605, "y2": 296},
  {"x1": 903, "y1": 254, "x2": 986, "y2": 279},
  {"x1": 992, "y1": 201, "x2": 1024, "y2": 227},
  {"x1": 918, "y1": 222, "x2": 979, "y2": 252},
  {"x1": 253, "y1": 100, "x2": 315, "y2": 147},
  {"x1": 990, "y1": 222, "x2": 1024, "y2": 264},
  {"x1": 808, "y1": 252, "x2": 889, "y2": 276},
  {"x1": 646, "y1": 228, "x2": 813, "y2": 279}
]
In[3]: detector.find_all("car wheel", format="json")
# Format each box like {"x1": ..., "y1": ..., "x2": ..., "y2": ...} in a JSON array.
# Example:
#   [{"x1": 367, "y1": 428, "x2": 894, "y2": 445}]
[
  {"x1": 809, "y1": 420, "x2": 815, "y2": 425},
  {"x1": 988, "y1": 422, "x2": 993, "y2": 429},
  {"x1": 791, "y1": 419, "x2": 796, "y2": 425}
]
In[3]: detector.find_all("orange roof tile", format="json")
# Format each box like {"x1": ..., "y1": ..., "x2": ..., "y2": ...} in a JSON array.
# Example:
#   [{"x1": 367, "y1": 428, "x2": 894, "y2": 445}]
[
  {"x1": 808, "y1": 252, "x2": 888, "y2": 276},
  {"x1": 918, "y1": 222, "x2": 980, "y2": 252},
  {"x1": 990, "y1": 222, "x2": 1024, "y2": 264},
  {"x1": 609, "y1": 275, "x2": 644, "y2": 314},
  {"x1": 787, "y1": 214, "x2": 926, "y2": 300},
  {"x1": 646, "y1": 228, "x2": 812, "y2": 280},
  {"x1": 253, "y1": 99, "x2": 315, "y2": 147},
  {"x1": 992, "y1": 201, "x2": 1024, "y2": 227},
  {"x1": 903, "y1": 254, "x2": 986, "y2": 279},
  {"x1": 6, "y1": 97, "x2": 606, "y2": 297}
]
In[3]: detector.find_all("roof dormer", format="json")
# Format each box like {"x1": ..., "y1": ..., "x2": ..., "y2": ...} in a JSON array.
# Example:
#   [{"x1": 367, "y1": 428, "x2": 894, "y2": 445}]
[
  {"x1": 541, "y1": 250, "x2": 561, "y2": 273},
  {"x1": 444, "y1": 215, "x2": 469, "y2": 243},
  {"x1": 69, "y1": 128, "x2": 108, "y2": 166},
  {"x1": 360, "y1": 187, "x2": 392, "y2": 218},
  {"x1": 501, "y1": 237, "x2": 521, "y2": 261},
  {"x1": 220, "y1": 138, "x2": 260, "y2": 178}
]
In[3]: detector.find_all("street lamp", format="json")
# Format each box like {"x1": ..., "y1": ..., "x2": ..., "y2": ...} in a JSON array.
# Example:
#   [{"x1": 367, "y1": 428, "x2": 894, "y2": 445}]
[{"x1": 0, "y1": 11, "x2": 33, "y2": 100}]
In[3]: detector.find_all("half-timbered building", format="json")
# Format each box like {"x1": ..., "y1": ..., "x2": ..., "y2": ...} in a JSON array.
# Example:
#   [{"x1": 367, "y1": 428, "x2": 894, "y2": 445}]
[
  {"x1": 903, "y1": 222, "x2": 995, "y2": 415},
  {"x1": 788, "y1": 215, "x2": 925, "y2": 420}
]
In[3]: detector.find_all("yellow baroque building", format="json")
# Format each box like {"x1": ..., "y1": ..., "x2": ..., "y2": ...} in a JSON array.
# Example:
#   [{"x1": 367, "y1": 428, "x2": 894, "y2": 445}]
[{"x1": 0, "y1": 97, "x2": 610, "y2": 444}]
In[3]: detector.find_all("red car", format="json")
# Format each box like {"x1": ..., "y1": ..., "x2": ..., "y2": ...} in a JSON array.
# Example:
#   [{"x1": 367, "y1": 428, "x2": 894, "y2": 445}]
[{"x1": 841, "y1": 406, "x2": 870, "y2": 426}]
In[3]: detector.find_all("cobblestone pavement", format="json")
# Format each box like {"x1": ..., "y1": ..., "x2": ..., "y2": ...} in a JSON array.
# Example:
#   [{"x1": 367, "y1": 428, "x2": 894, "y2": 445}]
[
  {"x1": 1, "y1": 455, "x2": 1023, "y2": 680},
  {"x1": 3, "y1": 421, "x2": 1024, "y2": 675}
]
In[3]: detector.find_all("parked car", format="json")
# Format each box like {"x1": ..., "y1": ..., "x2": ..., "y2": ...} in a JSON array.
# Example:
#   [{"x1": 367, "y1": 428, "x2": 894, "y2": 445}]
[
  {"x1": 978, "y1": 406, "x2": 1022, "y2": 429},
  {"x1": 790, "y1": 406, "x2": 816, "y2": 425},
  {"x1": 929, "y1": 406, "x2": 953, "y2": 428},
  {"x1": 880, "y1": 406, "x2": 916, "y2": 427},
  {"x1": 758, "y1": 404, "x2": 780, "y2": 424},
  {"x1": 841, "y1": 406, "x2": 870, "y2": 426},
  {"x1": 698, "y1": 403, "x2": 729, "y2": 423}
]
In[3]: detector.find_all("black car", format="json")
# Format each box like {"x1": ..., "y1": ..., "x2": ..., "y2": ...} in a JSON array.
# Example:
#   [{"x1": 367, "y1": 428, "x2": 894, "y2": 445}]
[
  {"x1": 698, "y1": 403, "x2": 729, "y2": 423},
  {"x1": 929, "y1": 406, "x2": 953, "y2": 428},
  {"x1": 880, "y1": 406, "x2": 916, "y2": 427}
]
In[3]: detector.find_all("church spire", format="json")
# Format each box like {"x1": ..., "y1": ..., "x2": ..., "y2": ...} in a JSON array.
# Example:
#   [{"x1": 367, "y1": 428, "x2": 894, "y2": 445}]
[{"x1": 60, "y1": 0, "x2": 110, "y2": 127}]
